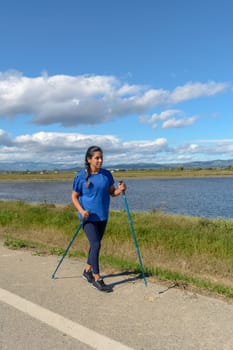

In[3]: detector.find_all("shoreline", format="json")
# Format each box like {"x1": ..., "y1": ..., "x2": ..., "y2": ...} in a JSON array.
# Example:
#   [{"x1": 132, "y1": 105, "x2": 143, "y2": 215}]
[{"x1": 1, "y1": 168, "x2": 233, "y2": 181}]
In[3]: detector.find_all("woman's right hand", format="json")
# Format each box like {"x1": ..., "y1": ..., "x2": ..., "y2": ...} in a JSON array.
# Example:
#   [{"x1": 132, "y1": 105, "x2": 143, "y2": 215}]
[{"x1": 81, "y1": 210, "x2": 90, "y2": 220}]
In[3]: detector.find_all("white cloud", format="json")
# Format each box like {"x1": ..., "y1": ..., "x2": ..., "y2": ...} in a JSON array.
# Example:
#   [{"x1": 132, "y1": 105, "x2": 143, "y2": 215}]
[
  {"x1": 140, "y1": 109, "x2": 181, "y2": 126},
  {"x1": 0, "y1": 131, "x2": 170, "y2": 166},
  {"x1": 140, "y1": 109, "x2": 197, "y2": 129},
  {"x1": 176, "y1": 143, "x2": 201, "y2": 154},
  {"x1": 162, "y1": 116, "x2": 197, "y2": 128},
  {"x1": 0, "y1": 71, "x2": 230, "y2": 127},
  {"x1": 1, "y1": 130, "x2": 233, "y2": 168},
  {"x1": 170, "y1": 81, "x2": 229, "y2": 104}
]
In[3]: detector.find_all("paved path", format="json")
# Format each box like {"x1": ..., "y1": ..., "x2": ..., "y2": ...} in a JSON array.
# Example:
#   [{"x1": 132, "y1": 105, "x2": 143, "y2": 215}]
[{"x1": 0, "y1": 241, "x2": 233, "y2": 350}]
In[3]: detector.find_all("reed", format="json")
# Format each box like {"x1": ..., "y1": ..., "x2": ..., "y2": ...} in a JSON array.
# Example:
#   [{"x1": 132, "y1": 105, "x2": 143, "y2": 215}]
[{"x1": 1, "y1": 200, "x2": 233, "y2": 298}]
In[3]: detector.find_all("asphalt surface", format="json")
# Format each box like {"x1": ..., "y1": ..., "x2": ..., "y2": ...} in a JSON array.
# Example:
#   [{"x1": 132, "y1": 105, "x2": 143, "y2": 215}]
[{"x1": 1, "y1": 241, "x2": 233, "y2": 350}]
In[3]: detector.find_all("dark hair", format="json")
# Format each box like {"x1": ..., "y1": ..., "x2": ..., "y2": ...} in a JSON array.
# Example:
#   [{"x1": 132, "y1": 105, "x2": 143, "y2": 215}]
[{"x1": 85, "y1": 146, "x2": 103, "y2": 187}]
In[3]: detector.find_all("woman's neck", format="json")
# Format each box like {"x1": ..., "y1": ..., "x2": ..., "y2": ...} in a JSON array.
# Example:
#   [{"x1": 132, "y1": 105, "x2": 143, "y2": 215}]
[{"x1": 90, "y1": 168, "x2": 100, "y2": 174}]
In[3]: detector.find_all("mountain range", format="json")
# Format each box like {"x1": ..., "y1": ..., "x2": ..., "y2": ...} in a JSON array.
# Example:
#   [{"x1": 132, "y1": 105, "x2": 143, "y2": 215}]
[{"x1": 1, "y1": 159, "x2": 233, "y2": 172}]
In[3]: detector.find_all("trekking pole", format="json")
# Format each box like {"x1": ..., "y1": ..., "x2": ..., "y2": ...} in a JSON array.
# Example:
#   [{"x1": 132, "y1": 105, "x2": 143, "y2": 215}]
[
  {"x1": 121, "y1": 189, "x2": 147, "y2": 286},
  {"x1": 51, "y1": 221, "x2": 83, "y2": 279}
]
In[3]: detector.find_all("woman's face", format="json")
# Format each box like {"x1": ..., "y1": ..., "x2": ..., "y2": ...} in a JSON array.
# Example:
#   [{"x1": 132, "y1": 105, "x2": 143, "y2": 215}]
[{"x1": 87, "y1": 151, "x2": 103, "y2": 171}]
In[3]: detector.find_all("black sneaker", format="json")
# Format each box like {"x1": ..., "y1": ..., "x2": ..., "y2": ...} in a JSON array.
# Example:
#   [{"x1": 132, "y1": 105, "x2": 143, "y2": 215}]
[
  {"x1": 82, "y1": 269, "x2": 94, "y2": 283},
  {"x1": 92, "y1": 278, "x2": 112, "y2": 293}
]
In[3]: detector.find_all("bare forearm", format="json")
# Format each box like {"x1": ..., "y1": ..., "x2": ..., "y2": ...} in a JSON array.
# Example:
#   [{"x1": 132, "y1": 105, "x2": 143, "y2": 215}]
[
  {"x1": 111, "y1": 187, "x2": 124, "y2": 197},
  {"x1": 110, "y1": 182, "x2": 127, "y2": 197},
  {"x1": 71, "y1": 192, "x2": 86, "y2": 216}
]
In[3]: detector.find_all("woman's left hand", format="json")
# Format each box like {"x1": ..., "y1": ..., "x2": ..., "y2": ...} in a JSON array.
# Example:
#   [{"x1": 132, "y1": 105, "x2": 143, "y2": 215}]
[{"x1": 118, "y1": 181, "x2": 127, "y2": 192}]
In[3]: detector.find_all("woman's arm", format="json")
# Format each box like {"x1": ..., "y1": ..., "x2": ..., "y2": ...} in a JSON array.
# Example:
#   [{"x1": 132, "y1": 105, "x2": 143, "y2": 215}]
[
  {"x1": 109, "y1": 181, "x2": 127, "y2": 197},
  {"x1": 71, "y1": 191, "x2": 90, "y2": 219}
]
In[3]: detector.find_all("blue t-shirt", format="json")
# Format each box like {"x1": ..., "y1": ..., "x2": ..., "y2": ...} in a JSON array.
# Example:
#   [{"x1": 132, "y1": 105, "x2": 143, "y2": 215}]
[{"x1": 72, "y1": 168, "x2": 115, "y2": 221}]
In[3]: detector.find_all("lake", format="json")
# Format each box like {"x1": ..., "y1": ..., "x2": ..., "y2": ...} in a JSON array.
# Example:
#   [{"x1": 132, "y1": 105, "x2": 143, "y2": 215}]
[{"x1": 1, "y1": 177, "x2": 233, "y2": 219}]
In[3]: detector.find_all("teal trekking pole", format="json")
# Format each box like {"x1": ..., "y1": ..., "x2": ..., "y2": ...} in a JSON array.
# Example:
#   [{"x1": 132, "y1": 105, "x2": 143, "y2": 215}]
[
  {"x1": 51, "y1": 221, "x2": 83, "y2": 279},
  {"x1": 121, "y1": 190, "x2": 147, "y2": 286}
]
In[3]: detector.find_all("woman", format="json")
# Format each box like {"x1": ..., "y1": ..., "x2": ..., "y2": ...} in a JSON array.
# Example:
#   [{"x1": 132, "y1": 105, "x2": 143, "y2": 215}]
[{"x1": 71, "y1": 146, "x2": 126, "y2": 292}]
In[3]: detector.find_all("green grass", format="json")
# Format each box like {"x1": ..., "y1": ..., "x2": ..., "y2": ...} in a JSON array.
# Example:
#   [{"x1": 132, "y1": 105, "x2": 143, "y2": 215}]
[
  {"x1": 1, "y1": 167, "x2": 233, "y2": 182},
  {"x1": 1, "y1": 200, "x2": 233, "y2": 299}
]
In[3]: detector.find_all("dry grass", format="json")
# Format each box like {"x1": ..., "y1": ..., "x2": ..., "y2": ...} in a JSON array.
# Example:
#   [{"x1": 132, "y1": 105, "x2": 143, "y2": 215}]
[
  {"x1": 2, "y1": 167, "x2": 233, "y2": 182},
  {"x1": 1, "y1": 200, "x2": 233, "y2": 297}
]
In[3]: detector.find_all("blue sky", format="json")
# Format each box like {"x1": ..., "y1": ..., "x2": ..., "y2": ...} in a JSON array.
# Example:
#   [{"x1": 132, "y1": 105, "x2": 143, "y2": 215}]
[{"x1": 0, "y1": 0, "x2": 233, "y2": 168}]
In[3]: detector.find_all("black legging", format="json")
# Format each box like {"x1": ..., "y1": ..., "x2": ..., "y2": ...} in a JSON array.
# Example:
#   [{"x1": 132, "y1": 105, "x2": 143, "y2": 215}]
[{"x1": 83, "y1": 220, "x2": 107, "y2": 274}]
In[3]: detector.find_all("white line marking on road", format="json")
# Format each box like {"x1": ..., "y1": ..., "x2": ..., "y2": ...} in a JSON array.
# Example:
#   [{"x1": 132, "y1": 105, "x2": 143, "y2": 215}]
[{"x1": 0, "y1": 287, "x2": 133, "y2": 350}]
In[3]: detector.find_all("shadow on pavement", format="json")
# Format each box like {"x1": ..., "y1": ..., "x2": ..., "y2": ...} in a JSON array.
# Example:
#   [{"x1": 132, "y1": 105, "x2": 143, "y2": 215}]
[{"x1": 102, "y1": 271, "x2": 144, "y2": 288}]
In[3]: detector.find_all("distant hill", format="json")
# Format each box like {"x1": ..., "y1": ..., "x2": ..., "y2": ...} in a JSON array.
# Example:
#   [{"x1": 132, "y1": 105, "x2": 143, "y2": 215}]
[
  {"x1": 107, "y1": 159, "x2": 233, "y2": 170},
  {"x1": 0, "y1": 159, "x2": 233, "y2": 172}
]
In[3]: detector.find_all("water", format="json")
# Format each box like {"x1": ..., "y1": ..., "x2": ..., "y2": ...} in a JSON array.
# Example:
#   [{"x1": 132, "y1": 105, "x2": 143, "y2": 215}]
[{"x1": 1, "y1": 177, "x2": 233, "y2": 219}]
